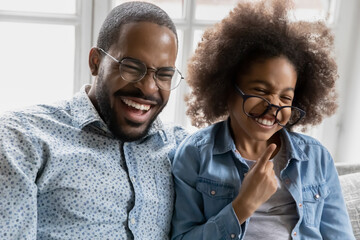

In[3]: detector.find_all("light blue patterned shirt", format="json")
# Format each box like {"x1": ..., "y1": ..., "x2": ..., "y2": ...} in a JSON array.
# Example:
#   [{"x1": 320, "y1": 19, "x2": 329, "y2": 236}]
[{"x1": 0, "y1": 85, "x2": 187, "y2": 240}]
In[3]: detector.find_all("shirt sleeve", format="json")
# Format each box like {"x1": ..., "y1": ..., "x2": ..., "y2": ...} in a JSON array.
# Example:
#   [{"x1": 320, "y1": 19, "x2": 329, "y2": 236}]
[
  {"x1": 171, "y1": 137, "x2": 247, "y2": 240},
  {"x1": 0, "y1": 113, "x2": 41, "y2": 240},
  {"x1": 319, "y1": 150, "x2": 356, "y2": 239}
]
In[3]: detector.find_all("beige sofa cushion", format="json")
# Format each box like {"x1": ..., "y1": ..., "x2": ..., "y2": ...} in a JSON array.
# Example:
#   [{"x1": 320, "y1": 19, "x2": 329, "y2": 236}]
[{"x1": 339, "y1": 172, "x2": 360, "y2": 239}]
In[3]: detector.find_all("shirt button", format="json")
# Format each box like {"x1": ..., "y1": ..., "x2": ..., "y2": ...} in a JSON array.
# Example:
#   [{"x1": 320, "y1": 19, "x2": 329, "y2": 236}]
[
  {"x1": 131, "y1": 176, "x2": 136, "y2": 183},
  {"x1": 130, "y1": 218, "x2": 136, "y2": 224},
  {"x1": 315, "y1": 194, "x2": 320, "y2": 199},
  {"x1": 298, "y1": 203, "x2": 303, "y2": 207},
  {"x1": 230, "y1": 233, "x2": 236, "y2": 239},
  {"x1": 284, "y1": 179, "x2": 291, "y2": 185},
  {"x1": 210, "y1": 190, "x2": 216, "y2": 195},
  {"x1": 293, "y1": 231, "x2": 297, "y2": 236}
]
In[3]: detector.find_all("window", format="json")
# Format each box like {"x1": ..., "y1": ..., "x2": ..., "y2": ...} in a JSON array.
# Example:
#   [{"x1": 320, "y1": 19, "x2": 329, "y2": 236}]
[
  {"x1": 0, "y1": 0, "x2": 76, "y2": 14},
  {"x1": 0, "y1": 0, "x2": 92, "y2": 112}
]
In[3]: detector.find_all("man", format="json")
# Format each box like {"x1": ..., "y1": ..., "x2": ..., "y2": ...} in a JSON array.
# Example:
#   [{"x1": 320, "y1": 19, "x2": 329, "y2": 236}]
[{"x1": 0, "y1": 2, "x2": 187, "y2": 239}]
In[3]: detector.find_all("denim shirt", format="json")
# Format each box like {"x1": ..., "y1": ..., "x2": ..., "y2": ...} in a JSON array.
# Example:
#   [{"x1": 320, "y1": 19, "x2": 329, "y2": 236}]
[
  {"x1": 0, "y1": 85, "x2": 187, "y2": 240},
  {"x1": 171, "y1": 120, "x2": 354, "y2": 240}
]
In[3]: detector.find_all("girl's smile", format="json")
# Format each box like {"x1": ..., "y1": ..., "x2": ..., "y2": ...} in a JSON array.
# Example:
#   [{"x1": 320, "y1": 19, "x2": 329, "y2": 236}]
[{"x1": 228, "y1": 56, "x2": 297, "y2": 159}]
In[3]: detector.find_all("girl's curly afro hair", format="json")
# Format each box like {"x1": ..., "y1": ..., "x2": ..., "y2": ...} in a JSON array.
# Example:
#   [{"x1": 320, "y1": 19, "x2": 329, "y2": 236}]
[{"x1": 185, "y1": 0, "x2": 338, "y2": 130}]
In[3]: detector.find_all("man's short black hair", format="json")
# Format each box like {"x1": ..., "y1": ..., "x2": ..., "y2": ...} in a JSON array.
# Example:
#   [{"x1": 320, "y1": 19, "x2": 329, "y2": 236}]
[{"x1": 96, "y1": 1, "x2": 178, "y2": 51}]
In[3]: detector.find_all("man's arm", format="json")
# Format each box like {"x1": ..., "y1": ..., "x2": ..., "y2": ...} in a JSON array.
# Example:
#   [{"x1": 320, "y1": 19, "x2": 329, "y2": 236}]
[{"x1": 0, "y1": 113, "x2": 41, "y2": 240}]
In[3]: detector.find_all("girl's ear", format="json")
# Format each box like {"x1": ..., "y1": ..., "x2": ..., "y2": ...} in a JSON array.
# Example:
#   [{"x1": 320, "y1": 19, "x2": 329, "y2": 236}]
[{"x1": 89, "y1": 47, "x2": 101, "y2": 76}]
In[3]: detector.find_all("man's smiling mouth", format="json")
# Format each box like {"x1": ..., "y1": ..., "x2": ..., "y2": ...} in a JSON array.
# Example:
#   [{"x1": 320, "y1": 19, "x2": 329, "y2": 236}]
[{"x1": 122, "y1": 98, "x2": 151, "y2": 111}]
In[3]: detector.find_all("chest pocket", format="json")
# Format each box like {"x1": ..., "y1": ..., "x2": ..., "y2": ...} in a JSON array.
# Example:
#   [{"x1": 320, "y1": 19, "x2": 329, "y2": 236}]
[
  {"x1": 302, "y1": 182, "x2": 330, "y2": 227},
  {"x1": 196, "y1": 177, "x2": 235, "y2": 219}
]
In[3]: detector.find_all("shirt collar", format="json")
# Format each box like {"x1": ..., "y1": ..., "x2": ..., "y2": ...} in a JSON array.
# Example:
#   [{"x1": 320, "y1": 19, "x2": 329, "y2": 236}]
[
  {"x1": 71, "y1": 85, "x2": 107, "y2": 130},
  {"x1": 281, "y1": 129, "x2": 310, "y2": 162},
  {"x1": 70, "y1": 85, "x2": 166, "y2": 142},
  {"x1": 213, "y1": 119, "x2": 237, "y2": 155}
]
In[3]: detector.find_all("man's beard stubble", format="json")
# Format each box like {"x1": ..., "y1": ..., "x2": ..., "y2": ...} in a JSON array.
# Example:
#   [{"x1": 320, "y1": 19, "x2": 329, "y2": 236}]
[{"x1": 95, "y1": 70, "x2": 166, "y2": 142}]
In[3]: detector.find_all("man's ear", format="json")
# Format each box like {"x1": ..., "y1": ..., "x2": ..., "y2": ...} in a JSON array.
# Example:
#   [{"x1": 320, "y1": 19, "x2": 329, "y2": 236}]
[{"x1": 89, "y1": 47, "x2": 101, "y2": 76}]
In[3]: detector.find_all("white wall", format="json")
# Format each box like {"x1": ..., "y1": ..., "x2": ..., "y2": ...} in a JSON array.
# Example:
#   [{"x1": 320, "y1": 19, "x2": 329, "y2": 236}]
[
  {"x1": 331, "y1": 0, "x2": 360, "y2": 162},
  {"x1": 310, "y1": 0, "x2": 360, "y2": 162}
]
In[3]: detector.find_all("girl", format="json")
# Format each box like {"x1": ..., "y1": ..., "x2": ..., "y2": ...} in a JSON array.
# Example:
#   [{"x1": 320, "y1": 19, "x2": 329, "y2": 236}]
[{"x1": 171, "y1": 0, "x2": 354, "y2": 239}]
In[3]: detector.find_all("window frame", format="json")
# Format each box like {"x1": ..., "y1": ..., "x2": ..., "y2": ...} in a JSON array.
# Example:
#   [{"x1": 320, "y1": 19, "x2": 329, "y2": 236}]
[{"x1": 0, "y1": 0, "x2": 93, "y2": 94}]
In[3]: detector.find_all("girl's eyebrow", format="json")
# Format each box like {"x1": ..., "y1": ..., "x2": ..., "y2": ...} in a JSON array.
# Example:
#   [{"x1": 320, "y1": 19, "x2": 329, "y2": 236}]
[
  {"x1": 283, "y1": 87, "x2": 295, "y2": 92},
  {"x1": 249, "y1": 79, "x2": 295, "y2": 92}
]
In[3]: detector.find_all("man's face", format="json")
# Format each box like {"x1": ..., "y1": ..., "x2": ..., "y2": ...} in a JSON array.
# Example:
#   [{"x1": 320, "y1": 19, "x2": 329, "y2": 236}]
[{"x1": 88, "y1": 22, "x2": 177, "y2": 141}]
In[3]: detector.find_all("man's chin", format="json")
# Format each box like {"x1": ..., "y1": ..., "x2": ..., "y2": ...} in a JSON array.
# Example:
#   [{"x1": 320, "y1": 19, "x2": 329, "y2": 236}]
[
  {"x1": 110, "y1": 120, "x2": 151, "y2": 142},
  {"x1": 115, "y1": 131, "x2": 147, "y2": 142}
]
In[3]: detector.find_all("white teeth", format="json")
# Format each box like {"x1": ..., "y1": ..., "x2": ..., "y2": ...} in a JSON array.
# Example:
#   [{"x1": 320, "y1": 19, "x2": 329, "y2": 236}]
[
  {"x1": 255, "y1": 118, "x2": 275, "y2": 126},
  {"x1": 122, "y1": 98, "x2": 151, "y2": 111}
]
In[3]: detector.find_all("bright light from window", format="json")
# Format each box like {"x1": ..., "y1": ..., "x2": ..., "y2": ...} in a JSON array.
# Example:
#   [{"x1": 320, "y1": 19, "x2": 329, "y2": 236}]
[
  {"x1": 194, "y1": 0, "x2": 334, "y2": 23},
  {"x1": 291, "y1": 0, "x2": 333, "y2": 22},
  {"x1": 195, "y1": 0, "x2": 239, "y2": 21},
  {"x1": 113, "y1": 0, "x2": 184, "y2": 19},
  {"x1": 0, "y1": 0, "x2": 76, "y2": 14},
  {"x1": 0, "y1": 22, "x2": 75, "y2": 113}
]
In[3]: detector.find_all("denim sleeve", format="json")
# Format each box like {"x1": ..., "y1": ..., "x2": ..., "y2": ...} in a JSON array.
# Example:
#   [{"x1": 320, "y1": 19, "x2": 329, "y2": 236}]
[
  {"x1": 320, "y1": 150, "x2": 355, "y2": 239},
  {"x1": 171, "y1": 138, "x2": 246, "y2": 240},
  {"x1": 0, "y1": 114, "x2": 40, "y2": 240}
]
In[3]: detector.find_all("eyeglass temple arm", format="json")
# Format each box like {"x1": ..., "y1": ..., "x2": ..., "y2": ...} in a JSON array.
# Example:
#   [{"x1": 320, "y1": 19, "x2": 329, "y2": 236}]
[
  {"x1": 97, "y1": 48, "x2": 119, "y2": 63},
  {"x1": 234, "y1": 84, "x2": 246, "y2": 97}
]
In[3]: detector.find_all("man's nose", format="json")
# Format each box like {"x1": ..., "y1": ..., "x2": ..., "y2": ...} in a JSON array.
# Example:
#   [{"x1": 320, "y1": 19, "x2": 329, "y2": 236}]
[{"x1": 134, "y1": 69, "x2": 159, "y2": 95}]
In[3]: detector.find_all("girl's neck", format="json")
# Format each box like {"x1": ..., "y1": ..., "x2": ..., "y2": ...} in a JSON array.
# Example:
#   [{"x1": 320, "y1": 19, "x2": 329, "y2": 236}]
[{"x1": 235, "y1": 133, "x2": 281, "y2": 161}]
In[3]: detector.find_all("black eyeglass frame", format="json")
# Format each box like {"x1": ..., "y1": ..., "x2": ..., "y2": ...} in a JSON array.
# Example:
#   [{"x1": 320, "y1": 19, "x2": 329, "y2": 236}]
[
  {"x1": 97, "y1": 47, "x2": 184, "y2": 91},
  {"x1": 234, "y1": 84, "x2": 306, "y2": 127}
]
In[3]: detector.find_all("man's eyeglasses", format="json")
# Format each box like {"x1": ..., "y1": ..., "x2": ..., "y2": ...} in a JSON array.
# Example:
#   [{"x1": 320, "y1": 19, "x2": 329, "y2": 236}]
[
  {"x1": 234, "y1": 84, "x2": 305, "y2": 127},
  {"x1": 98, "y1": 48, "x2": 183, "y2": 91}
]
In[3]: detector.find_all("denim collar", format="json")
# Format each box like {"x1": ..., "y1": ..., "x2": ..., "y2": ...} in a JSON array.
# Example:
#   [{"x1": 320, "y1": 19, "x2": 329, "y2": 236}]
[{"x1": 212, "y1": 119, "x2": 308, "y2": 162}]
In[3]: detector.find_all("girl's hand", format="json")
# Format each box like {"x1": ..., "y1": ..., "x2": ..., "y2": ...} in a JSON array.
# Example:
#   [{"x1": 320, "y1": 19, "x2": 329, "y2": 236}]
[{"x1": 232, "y1": 144, "x2": 278, "y2": 223}]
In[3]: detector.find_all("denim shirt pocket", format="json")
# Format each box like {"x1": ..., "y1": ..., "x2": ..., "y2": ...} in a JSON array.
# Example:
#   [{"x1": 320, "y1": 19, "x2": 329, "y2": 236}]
[
  {"x1": 302, "y1": 182, "x2": 330, "y2": 227},
  {"x1": 155, "y1": 173, "x2": 174, "y2": 234},
  {"x1": 196, "y1": 177, "x2": 235, "y2": 219}
]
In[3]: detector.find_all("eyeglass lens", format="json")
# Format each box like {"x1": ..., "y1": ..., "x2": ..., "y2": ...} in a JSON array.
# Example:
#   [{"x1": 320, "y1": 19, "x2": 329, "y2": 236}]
[
  {"x1": 243, "y1": 96, "x2": 303, "y2": 126},
  {"x1": 119, "y1": 58, "x2": 181, "y2": 90}
]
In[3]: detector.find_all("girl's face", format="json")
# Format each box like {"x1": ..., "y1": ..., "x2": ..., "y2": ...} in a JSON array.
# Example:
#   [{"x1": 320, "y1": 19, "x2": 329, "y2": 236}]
[{"x1": 228, "y1": 56, "x2": 297, "y2": 143}]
